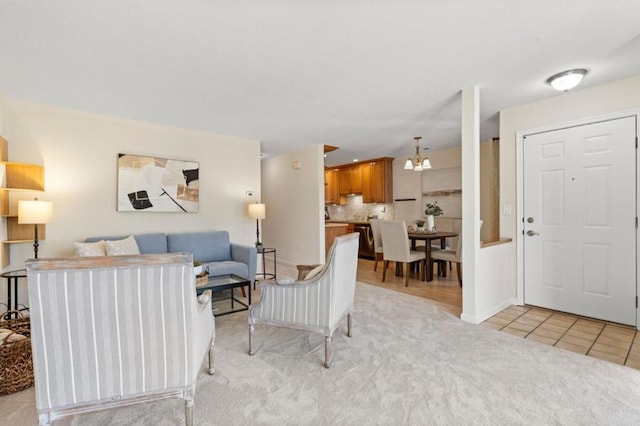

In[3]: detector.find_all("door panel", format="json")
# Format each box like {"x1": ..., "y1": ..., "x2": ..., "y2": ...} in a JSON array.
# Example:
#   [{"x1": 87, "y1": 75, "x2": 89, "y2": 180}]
[{"x1": 523, "y1": 116, "x2": 636, "y2": 325}]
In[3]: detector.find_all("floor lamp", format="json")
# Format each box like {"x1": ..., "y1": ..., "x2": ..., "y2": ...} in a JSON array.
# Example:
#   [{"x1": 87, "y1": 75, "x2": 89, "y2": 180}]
[
  {"x1": 18, "y1": 199, "x2": 53, "y2": 259},
  {"x1": 248, "y1": 203, "x2": 266, "y2": 249}
]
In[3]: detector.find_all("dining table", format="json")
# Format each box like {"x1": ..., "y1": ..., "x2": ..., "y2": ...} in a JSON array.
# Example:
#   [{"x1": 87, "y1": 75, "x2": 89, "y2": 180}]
[{"x1": 407, "y1": 231, "x2": 458, "y2": 282}]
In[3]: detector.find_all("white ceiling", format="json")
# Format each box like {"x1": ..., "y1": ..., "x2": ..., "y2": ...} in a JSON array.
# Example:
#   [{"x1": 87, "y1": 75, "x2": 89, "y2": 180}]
[{"x1": 1, "y1": 1, "x2": 640, "y2": 166}]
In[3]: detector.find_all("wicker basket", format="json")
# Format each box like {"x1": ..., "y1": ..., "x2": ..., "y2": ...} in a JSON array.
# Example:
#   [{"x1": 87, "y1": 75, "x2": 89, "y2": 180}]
[
  {"x1": 0, "y1": 311, "x2": 34, "y2": 394},
  {"x1": 196, "y1": 272, "x2": 209, "y2": 286}
]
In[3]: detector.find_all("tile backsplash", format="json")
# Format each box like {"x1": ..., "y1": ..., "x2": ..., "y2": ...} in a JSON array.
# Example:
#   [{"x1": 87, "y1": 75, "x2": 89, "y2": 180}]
[{"x1": 326, "y1": 195, "x2": 395, "y2": 221}]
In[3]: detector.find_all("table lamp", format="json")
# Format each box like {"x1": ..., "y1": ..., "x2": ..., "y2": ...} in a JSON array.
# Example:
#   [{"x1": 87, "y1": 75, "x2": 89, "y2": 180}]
[
  {"x1": 18, "y1": 198, "x2": 53, "y2": 259},
  {"x1": 248, "y1": 203, "x2": 266, "y2": 249}
]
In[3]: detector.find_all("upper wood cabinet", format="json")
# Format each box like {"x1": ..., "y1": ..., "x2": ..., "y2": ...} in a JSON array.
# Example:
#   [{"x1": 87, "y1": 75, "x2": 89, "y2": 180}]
[
  {"x1": 362, "y1": 158, "x2": 393, "y2": 203},
  {"x1": 338, "y1": 163, "x2": 362, "y2": 195},
  {"x1": 324, "y1": 168, "x2": 340, "y2": 205},
  {"x1": 326, "y1": 157, "x2": 393, "y2": 204}
]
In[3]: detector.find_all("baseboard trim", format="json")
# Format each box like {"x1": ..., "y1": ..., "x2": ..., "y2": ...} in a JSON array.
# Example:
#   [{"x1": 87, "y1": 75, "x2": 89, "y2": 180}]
[{"x1": 461, "y1": 298, "x2": 518, "y2": 324}]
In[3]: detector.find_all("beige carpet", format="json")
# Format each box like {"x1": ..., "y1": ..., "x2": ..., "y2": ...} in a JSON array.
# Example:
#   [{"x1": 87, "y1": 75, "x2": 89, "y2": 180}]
[{"x1": 2, "y1": 282, "x2": 640, "y2": 425}]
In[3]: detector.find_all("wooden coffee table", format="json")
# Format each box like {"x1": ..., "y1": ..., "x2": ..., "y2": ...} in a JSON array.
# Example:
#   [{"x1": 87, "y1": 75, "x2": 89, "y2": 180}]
[{"x1": 196, "y1": 274, "x2": 251, "y2": 316}]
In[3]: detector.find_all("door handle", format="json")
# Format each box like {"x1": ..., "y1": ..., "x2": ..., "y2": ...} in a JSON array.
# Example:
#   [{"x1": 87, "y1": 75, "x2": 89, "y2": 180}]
[{"x1": 526, "y1": 230, "x2": 539, "y2": 236}]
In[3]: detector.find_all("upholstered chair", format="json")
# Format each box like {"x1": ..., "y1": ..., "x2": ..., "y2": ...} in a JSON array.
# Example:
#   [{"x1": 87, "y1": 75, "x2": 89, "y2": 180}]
[
  {"x1": 248, "y1": 233, "x2": 359, "y2": 368},
  {"x1": 380, "y1": 220, "x2": 426, "y2": 287},
  {"x1": 26, "y1": 253, "x2": 215, "y2": 426}
]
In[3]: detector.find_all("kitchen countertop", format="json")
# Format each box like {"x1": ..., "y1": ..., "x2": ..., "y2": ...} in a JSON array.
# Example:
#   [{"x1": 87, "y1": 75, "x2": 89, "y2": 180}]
[
  {"x1": 325, "y1": 223, "x2": 350, "y2": 228},
  {"x1": 325, "y1": 220, "x2": 372, "y2": 225}
]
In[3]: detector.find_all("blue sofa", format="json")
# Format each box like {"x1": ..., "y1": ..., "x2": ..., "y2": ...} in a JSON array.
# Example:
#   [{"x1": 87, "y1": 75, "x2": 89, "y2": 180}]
[{"x1": 86, "y1": 231, "x2": 257, "y2": 283}]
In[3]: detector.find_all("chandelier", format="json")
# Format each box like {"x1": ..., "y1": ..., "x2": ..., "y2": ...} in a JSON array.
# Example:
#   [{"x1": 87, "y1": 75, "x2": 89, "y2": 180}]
[{"x1": 403, "y1": 136, "x2": 431, "y2": 171}]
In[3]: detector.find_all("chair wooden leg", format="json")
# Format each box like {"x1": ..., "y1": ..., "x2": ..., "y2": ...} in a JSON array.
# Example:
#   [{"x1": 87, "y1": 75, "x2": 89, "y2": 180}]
[
  {"x1": 184, "y1": 390, "x2": 195, "y2": 426},
  {"x1": 208, "y1": 337, "x2": 215, "y2": 375},
  {"x1": 403, "y1": 262, "x2": 409, "y2": 287},
  {"x1": 38, "y1": 413, "x2": 52, "y2": 426},
  {"x1": 456, "y1": 262, "x2": 462, "y2": 286},
  {"x1": 373, "y1": 253, "x2": 379, "y2": 271},
  {"x1": 347, "y1": 312, "x2": 353, "y2": 337},
  {"x1": 324, "y1": 335, "x2": 333, "y2": 368},
  {"x1": 248, "y1": 323, "x2": 264, "y2": 356},
  {"x1": 382, "y1": 260, "x2": 389, "y2": 282},
  {"x1": 440, "y1": 261, "x2": 447, "y2": 277}
]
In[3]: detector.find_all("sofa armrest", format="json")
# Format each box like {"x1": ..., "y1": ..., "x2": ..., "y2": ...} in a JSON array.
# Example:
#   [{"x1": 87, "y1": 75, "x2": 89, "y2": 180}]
[{"x1": 231, "y1": 243, "x2": 257, "y2": 283}]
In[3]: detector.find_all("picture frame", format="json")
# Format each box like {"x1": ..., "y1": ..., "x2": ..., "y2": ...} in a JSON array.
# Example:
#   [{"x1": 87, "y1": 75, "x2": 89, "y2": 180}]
[{"x1": 117, "y1": 153, "x2": 199, "y2": 212}]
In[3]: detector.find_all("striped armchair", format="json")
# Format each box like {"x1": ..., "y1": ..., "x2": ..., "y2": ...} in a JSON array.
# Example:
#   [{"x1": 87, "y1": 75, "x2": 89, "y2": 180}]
[
  {"x1": 248, "y1": 232, "x2": 359, "y2": 368},
  {"x1": 26, "y1": 253, "x2": 215, "y2": 426}
]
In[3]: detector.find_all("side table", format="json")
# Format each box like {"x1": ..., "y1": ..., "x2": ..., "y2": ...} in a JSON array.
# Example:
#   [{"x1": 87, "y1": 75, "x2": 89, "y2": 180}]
[
  {"x1": 255, "y1": 247, "x2": 276, "y2": 287},
  {"x1": 1, "y1": 269, "x2": 28, "y2": 320}
]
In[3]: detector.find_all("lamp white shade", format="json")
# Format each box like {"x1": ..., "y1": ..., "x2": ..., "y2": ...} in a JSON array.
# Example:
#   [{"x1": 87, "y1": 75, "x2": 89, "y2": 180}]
[
  {"x1": 18, "y1": 200, "x2": 53, "y2": 224},
  {"x1": 248, "y1": 203, "x2": 266, "y2": 220},
  {"x1": 403, "y1": 159, "x2": 413, "y2": 170}
]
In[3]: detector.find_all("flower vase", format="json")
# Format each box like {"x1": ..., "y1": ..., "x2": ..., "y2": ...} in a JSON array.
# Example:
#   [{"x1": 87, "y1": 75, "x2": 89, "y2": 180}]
[{"x1": 426, "y1": 215, "x2": 435, "y2": 233}]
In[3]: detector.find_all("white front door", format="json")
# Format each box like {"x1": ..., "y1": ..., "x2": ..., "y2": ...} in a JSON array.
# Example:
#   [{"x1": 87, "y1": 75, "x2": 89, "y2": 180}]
[{"x1": 523, "y1": 116, "x2": 637, "y2": 325}]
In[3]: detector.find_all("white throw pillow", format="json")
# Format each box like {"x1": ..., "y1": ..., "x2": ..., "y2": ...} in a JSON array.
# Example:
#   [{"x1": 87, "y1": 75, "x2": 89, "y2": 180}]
[
  {"x1": 74, "y1": 240, "x2": 107, "y2": 257},
  {"x1": 304, "y1": 264, "x2": 324, "y2": 280},
  {"x1": 105, "y1": 236, "x2": 140, "y2": 256}
]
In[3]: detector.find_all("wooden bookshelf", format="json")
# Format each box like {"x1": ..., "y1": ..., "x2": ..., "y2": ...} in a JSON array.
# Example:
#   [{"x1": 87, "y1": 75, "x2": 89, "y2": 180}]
[{"x1": 0, "y1": 139, "x2": 46, "y2": 267}]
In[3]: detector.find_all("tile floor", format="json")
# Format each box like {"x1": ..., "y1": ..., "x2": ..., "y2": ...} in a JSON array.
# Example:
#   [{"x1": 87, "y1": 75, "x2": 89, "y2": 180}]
[{"x1": 481, "y1": 305, "x2": 640, "y2": 369}]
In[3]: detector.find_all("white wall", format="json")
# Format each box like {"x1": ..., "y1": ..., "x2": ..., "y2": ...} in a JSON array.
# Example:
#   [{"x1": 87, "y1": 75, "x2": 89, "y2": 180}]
[
  {"x1": 2, "y1": 98, "x2": 261, "y2": 275},
  {"x1": 460, "y1": 86, "x2": 481, "y2": 323},
  {"x1": 501, "y1": 74, "x2": 640, "y2": 239},
  {"x1": 0, "y1": 91, "x2": 4, "y2": 134},
  {"x1": 396, "y1": 142, "x2": 493, "y2": 242},
  {"x1": 392, "y1": 157, "x2": 423, "y2": 223},
  {"x1": 261, "y1": 144, "x2": 325, "y2": 267},
  {"x1": 496, "y1": 73, "x2": 640, "y2": 313}
]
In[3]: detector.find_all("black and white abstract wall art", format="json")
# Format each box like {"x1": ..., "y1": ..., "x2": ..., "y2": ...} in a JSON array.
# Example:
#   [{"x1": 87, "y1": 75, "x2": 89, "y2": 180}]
[{"x1": 117, "y1": 153, "x2": 199, "y2": 212}]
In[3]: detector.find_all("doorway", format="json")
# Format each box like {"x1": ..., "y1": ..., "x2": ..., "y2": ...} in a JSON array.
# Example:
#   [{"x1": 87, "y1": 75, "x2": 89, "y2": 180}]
[{"x1": 522, "y1": 116, "x2": 637, "y2": 325}]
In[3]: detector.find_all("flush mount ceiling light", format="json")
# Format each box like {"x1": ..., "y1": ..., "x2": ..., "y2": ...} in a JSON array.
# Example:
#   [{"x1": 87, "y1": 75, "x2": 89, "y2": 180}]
[
  {"x1": 546, "y1": 69, "x2": 587, "y2": 92},
  {"x1": 403, "y1": 136, "x2": 432, "y2": 171}
]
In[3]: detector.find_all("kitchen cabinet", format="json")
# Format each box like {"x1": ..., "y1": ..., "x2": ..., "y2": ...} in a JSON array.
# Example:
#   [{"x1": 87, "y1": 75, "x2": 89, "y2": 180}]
[
  {"x1": 324, "y1": 168, "x2": 340, "y2": 205},
  {"x1": 325, "y1": 157, "x2": 393, "y2": 203},
  {"x1": 362, "y1": 158, "x2": 393, "y2": 203},
  {"x1": 325, "y1": 223, "x2": 348, "y2": 254},
  {"x1": 338, "y1": 164, "x2": 362, "y2": 195}
]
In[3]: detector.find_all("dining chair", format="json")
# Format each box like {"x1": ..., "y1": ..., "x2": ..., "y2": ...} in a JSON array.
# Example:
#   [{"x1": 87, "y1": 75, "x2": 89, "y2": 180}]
[
  {"x1": 431, "y1": 217, "x2": 459, "y2": 272},
  {"x1": 369, "y1": 219, "x2": 384, "y2": 271},
  {"x1": 380, "y1": 220, "x2": 426, "y2": 287},
  {"x1": 431, "y1": 218, "x2": 462, "y2": 286}
]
